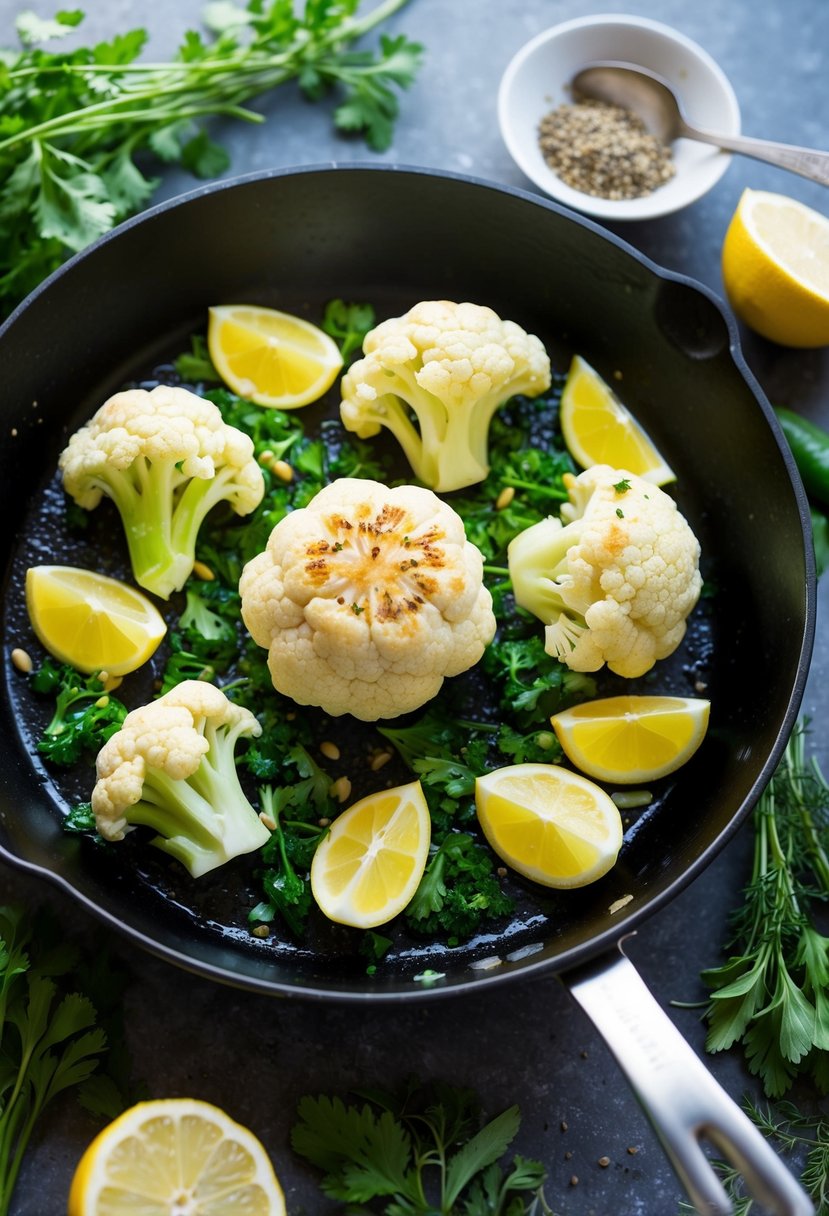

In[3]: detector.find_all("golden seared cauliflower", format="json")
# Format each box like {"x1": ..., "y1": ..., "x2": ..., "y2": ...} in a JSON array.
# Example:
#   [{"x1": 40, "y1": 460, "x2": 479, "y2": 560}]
[
  {"x1": 59, "y1": 385, "x2": 265, "y2": 599},
  {"x1": 508, "y1": 466, "x2": 702, "y2": 679},
  {"x1": 92, "y1": 680, "x2": 269, "y2": 878},
  {"x1": 239, "y1": 477, "x2": 496, "y2": 721},
  {"x1": 340, "y1": 300, "x2": 551, "y2": 492}
]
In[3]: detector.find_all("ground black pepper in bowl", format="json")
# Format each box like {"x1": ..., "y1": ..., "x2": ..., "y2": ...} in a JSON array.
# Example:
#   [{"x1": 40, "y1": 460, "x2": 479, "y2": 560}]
[{"x1": 537, "y1": 99, "x2": 676, "y2": 200}]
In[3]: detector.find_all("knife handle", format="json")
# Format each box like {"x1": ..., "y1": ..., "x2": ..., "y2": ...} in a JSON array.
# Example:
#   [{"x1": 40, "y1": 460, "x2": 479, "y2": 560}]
[{"x1": 563, "y1": 943, "x2": 813, "y2": 1216}]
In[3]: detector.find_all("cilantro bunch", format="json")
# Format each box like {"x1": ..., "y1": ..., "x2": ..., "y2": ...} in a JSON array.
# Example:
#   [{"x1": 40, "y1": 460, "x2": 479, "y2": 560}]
[
  {"x1": 291, "y1": 1078, "x2": 553, "y2": 1214},
  {"x1": 0, "y1": 2, "x2": 422, "y2": 317}
]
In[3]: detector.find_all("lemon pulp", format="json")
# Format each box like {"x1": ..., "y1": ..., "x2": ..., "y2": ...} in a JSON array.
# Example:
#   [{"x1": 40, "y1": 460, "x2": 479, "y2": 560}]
[
  {"x1": 559, "y1": 354, "x2": 675, "y2": 484},
  {"x1": 67, "y1": 1098, "x2": 286, "y2": 1216},
  {"x1": 475, "y1": 763, "x2": 623, "y2": 889},
  {"x1": 25, "y1": 565, "x2": 166, "y2": 676},
  {"x1": 551, "y1": 695, "x2": 710, "y2": 784},
  {"x1": 311, "y1": 781, "x2": 431, "y2": 928},
  {"x1": 722, "y1": 189, "x2": 829, "y2": 348},
  {"x1": 208, "y1": 304, "x2": 343, "y2": 408}
]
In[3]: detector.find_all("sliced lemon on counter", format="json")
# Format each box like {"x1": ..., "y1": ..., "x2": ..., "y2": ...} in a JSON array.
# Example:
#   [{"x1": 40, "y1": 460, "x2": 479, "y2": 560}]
[
  {"x1": 475, "y1": 763, "x2": 623, "y2": 889},
  {"x1": 551, "y1": 695, "x2": 710, "y2": 784},
  {"x1": 67, "y1": 1097, "x2": 286, "y2": 1216},
  {"x1": 207, "y1": 304, "x2": 344, "y2": 408},
  {"x1": 559, "y1": 354, "x2": 675, "y2": 485},
  {"x1": 311, "y1": 781, "x2": 431, "y2": 928},
  {"x1": 721, "y1": 188, "x2": 829, "y2": 347},
  {"x1": 25, "y1": 565, "x2": 166, "y2": 676}
]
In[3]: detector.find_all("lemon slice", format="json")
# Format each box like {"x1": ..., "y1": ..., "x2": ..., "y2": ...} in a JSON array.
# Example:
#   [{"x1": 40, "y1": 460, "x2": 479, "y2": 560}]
[
  {"x1": 722, "y1": 189, "x2": 829, "y2": 348},
  {"x1": 475, "y1": 763, "x2": 623, "y2": 889},
  {"x1": 25, "y1": 565, "x2": 166, "y2": 676},
  {"x1": 550, "y1": 695, "x2": 710, "y2": 784},
  {"x1": 207, "y1": 304, "x2": 344, "y2": 408},
  {"x1": 68, "y1": 1098, "x2": 286, "y2": 1216},
  {"x1": 311, "y1": 781, "x2": 431, "y2": 928},
  {"x1": 559, "y1": 354, "x2": 675, "y2": 485}
]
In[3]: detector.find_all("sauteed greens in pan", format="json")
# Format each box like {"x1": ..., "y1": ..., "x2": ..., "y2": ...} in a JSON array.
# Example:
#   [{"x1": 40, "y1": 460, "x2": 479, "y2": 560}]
[{"x1": 15, "y1": 299, "x2": 709, "y2": 965}]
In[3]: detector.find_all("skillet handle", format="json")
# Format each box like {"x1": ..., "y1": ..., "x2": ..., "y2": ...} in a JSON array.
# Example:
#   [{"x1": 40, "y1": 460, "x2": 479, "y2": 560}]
[{"x1": 563, "y1": 943, "x2": 813, "y2": 1216}]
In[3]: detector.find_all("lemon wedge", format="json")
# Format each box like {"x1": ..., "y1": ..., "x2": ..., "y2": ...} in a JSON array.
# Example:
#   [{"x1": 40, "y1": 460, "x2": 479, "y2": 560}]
[
  {"x1": 207, "y1": 304, "x2": 343, "y2": 408},
  {"x1": 67, "y1": 1097, "x2": 286, "y2": 1216},
  {"x1": 25, "y1": 565, "x2": 166, "y2": 676},
  {"x1": 311, "y1": 781, "x2": 431, "y2": 928},
  {"x1": 722, "y1": 188, "x2": 829, "y2": 347},
  {"x1": 475, "y1": 763, "x2": 623, "y2": 889},
  {"x1": 559, "y1": 354, "x2": 675, "y2": 484},
  {"x1": 550, "y1": 695, "x2": 710, "y2": 785}
]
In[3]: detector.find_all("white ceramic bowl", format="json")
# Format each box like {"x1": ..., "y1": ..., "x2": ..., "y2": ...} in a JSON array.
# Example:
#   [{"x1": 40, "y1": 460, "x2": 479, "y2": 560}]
[{"x1": 498, "y1": 14, "x2": 741, "y2": 221}]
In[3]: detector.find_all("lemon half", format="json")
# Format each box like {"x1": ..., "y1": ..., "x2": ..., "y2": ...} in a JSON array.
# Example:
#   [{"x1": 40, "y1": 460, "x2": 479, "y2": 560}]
[
  {"x1": 25, "y1": 565, "x2": 166, "y2": 676},
  {"x1": 559, "y1": 354, "x2": 675, "y2": 485},
  {"x1": 208, "y1": 304, "x2": 343, "y2": 408},
  {"x1": 68, "y1": 1098, "x2": 286, "y2": 1216},
  {"x1": 311, "y1": 781, "x2": 431, "y2": 928},
  {"x1": 551, "y1": 695, "x2": 711, "y2": 785},
  {"x1": 722, "y1": 189, "x2": 829, "y2": 348},
  {"x1": 475, "y1": 763, "x2": 623, "y2": 889}
]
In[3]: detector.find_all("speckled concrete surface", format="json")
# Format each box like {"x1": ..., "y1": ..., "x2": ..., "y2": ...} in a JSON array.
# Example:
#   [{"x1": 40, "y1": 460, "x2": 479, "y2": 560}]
[{"x1": 1, "y1": 0, "x2": 828, "y2": 1213}]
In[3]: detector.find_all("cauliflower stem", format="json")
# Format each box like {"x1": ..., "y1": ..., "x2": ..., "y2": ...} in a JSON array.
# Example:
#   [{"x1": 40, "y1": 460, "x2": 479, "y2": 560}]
[
  {"x1": 340, "y1": 300, "x2": 551, "y2": 493},
  {"x1": 93, "y1": 455, "x2": 249, "y2": 602},
  {"x1": 92, "y1": 681, "x2": 270, "y2": 878},
  {"x1": 59, "y1": 386, "x2": 265, "y2": 600},
  {"x1": 120, "y1": 707, "x2": 267, "y2": 876}
]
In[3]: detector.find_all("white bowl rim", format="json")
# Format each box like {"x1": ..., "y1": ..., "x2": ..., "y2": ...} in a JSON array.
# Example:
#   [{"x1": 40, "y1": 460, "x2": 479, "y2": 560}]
[{"x1": 498, "y1": 12, "x2": 742, "y2": 221}]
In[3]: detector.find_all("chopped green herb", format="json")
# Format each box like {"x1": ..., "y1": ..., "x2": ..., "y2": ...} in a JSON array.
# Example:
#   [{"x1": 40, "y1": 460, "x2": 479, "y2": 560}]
[
  {"x1": 29, "y1": 660, "x2": 128, "y2": 767},
  {"x1": 291, "y1": 1078, "x2": 552, "y2": 1215},
  {"x1": 321, "y1": 298, "x2": 376, "y2": 361}
]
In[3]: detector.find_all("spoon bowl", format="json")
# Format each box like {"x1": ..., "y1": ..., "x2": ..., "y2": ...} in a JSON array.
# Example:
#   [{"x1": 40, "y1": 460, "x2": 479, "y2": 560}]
[
  {"x1": 573, "y1": 62, "x2": 829, "y2": 188},
  {"x1": 498, "y1": 14, "x2": 741, "y2": 221}
]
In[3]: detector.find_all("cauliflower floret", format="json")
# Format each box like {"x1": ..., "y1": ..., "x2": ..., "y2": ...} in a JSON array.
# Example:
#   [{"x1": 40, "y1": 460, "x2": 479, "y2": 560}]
[
  {"x1": 92, "y1": 680, "x2": 268, "y2": 877},
  {"x1": 239, "y1": 477, "x2": 496, "y2": 721},
  {"x1": 59, "y1": 385, "x2": 265, "y2": 599},
  {"x1": 508, "y1": 466, "x2": 702, "y2": 679},
  {"x1": 340, "y1": 300, "x2": 551, "y2": 492}
]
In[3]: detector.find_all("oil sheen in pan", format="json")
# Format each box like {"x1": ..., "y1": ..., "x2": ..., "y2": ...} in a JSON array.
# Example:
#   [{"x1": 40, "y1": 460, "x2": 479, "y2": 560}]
[{"x1": 3, "y1": 348, "x2": 716, "y2": 979}]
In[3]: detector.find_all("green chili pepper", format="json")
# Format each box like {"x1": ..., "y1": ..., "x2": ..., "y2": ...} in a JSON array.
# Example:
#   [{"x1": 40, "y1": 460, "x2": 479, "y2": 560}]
[{"x1": 775, "y1": 407, "x2": 829, "y2": 509}]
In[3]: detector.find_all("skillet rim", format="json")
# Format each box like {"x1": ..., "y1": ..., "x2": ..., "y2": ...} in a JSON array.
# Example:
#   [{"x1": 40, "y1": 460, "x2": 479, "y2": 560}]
[{"x1": 0, "y1": 161, "x2": 817, "y2": 1002}]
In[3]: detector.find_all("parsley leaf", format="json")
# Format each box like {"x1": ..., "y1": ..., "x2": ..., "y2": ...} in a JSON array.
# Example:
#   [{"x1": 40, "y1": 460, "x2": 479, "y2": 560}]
[
  {"x1": 0, "y1": 1, "x2": 422, "y2": 318},
  {"x1": 0, "y1": 904, "x2": 132, "y2": 1215},
  {"x1": 291, "y1": 1078, "x2": 552, "y2": 1214}
]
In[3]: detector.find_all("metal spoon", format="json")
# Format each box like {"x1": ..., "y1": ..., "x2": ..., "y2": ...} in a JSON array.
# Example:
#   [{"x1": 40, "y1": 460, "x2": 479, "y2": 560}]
[{"x1": 571, "y1": 62, "x2": 829, "y2": 187}]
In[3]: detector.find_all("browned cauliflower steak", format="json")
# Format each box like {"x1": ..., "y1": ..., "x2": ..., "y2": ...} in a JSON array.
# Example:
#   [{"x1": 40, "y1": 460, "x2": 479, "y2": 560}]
[{"x1": 239, "y1": 477, "x2": 497, "y2": 721}]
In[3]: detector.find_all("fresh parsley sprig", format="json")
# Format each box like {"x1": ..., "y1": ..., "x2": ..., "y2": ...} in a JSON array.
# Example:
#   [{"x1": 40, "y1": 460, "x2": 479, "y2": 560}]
[
  {"x1": 701, "y1": 725, "x2": 829, "y2": 1096},
  {"x1": 291, "y1": 1078, "x2": 553, "y2": 1214},
  {"x1": 0, "y1": 904, "x2": 128, "y2": 1216},
  {"x1": 0, "y1": 1, "x2": 422, "y2": 318}
]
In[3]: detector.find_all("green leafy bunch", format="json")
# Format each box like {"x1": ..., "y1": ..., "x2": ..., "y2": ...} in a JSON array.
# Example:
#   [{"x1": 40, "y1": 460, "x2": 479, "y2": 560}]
[
  {"x1": 702, "y1": 725, "x2": 829, "y2": 1096},
  {"x1": 0, "y1": 904, "x2": 129, "y2": 1216},
  {"x1": 0, "y1": 2, "x2": 422, "y2": 316},
  {"x1": 291, "y1": 1078, "x2": 553, "y2": 1215}
]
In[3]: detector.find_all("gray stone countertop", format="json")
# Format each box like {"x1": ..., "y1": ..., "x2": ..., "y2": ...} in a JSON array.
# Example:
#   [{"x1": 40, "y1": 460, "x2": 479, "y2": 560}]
[{"x1": 1, "y1": 0, "x2": 828, "y2": 1213}]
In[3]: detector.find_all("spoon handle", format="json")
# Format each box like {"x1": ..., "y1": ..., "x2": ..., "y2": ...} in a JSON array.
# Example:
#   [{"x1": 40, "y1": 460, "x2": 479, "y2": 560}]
[{"x1": 681, "y1": 122, "x2": 829, "y2": 187}]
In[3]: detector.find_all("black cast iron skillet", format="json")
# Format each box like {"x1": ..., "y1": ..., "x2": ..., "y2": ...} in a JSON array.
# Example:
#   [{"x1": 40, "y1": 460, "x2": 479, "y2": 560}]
[{"x1": 0, "y1": 166, "x2": 816, "y2": 1215}]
